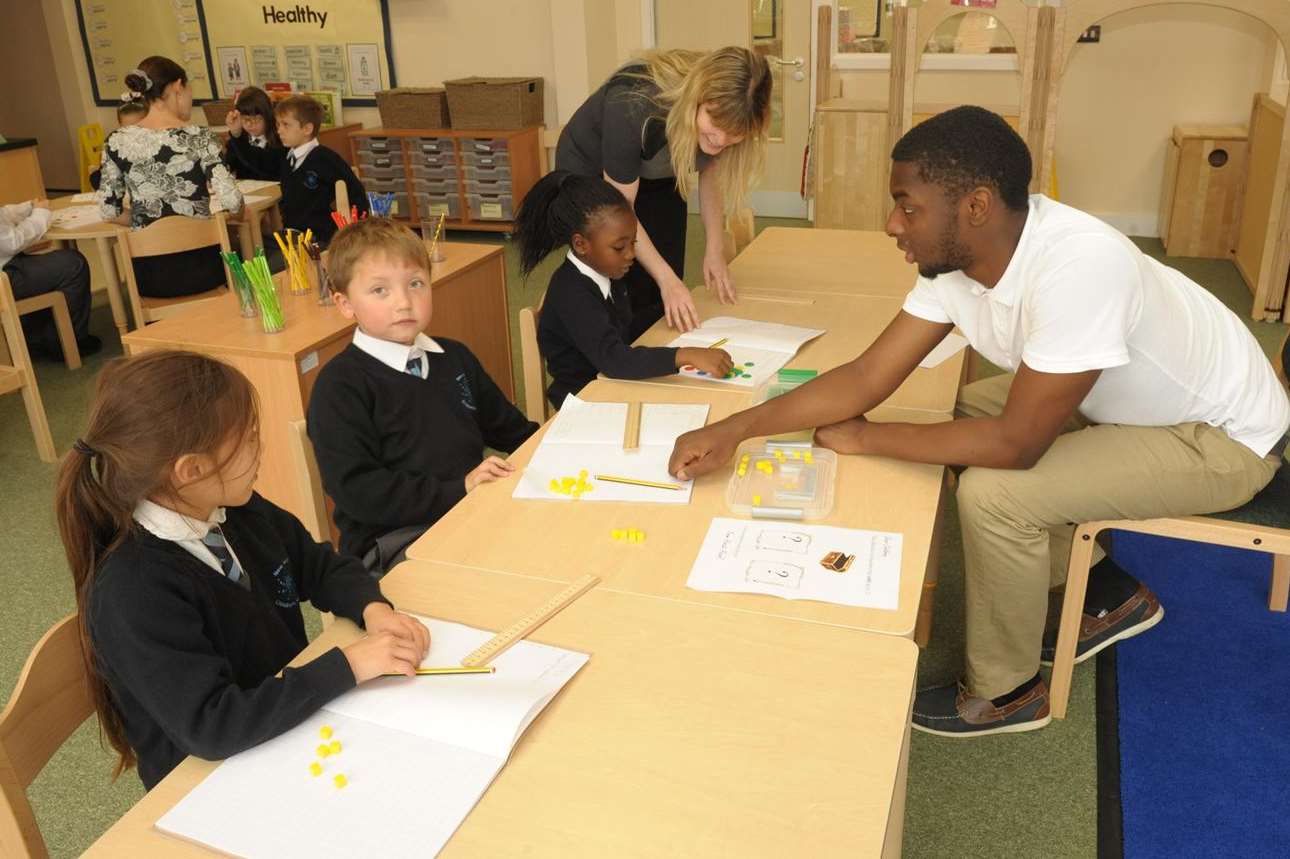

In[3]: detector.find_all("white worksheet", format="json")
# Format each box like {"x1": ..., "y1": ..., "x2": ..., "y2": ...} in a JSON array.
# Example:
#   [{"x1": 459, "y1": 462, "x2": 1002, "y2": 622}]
[
  {"x1": 514, "y1": 395, "x2": 708, "y2": 504},
  {"x1": 686, "y1": 518, "x2": 903, "y2": 609},
  {"x1": 156, "y1": 617, "x2": 588, "y2": 859},
  {"x1": 50, "y1": 205, "x2": 104, "y2": 229},
  {"x1": 668, "y1": 316, "x2": 825, "y2": 388}
]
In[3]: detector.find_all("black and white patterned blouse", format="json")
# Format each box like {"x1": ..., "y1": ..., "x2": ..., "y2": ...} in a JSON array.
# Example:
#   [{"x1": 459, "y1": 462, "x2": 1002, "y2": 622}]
[{"x1": 97, "y1": 125, "x2": 243, "y2": 228}]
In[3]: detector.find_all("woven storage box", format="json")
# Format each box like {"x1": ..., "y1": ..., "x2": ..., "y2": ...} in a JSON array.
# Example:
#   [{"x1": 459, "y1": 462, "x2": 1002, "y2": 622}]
[
  {"x1": 202, "y1": 99, "x2": 235, "y2": 127},
  {"x1": 375, "y1": 88, "x2": 451, "y2": 129},
  {"x1": 444, "y1": 77, "x2": 543, "y2": 129}
]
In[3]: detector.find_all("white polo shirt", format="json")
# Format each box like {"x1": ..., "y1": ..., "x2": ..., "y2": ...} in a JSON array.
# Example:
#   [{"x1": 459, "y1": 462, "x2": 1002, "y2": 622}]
[{"x1": 902, "y1": 195, "x2": 1290, "y2": 457}]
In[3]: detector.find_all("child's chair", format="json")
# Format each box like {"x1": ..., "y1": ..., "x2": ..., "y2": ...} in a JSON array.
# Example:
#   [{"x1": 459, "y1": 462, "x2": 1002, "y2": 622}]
[
  {"x1": 76, "y1": 124, "x2": 105, "y2": 193},
  {"x1": 0, "y1": 273, "x2": 57, "y2": 462},
  {"x1": 116, "y1": 214, "x2": 234, "y2": 326},
  {"x1": 14, "y1": 291, "x2": 80, "y2": 370},
  {"x1": 288, "y1": 419, "x2": 336, "y2": 628},
  {"x1": 334, "y1": 179, "x2": 350, "y2": 222},
  {"x1": 721, "y1": 207, "x2": 756, "y2": 264},
  {"x1": 0, "y1": 614, "x2": 94, "y2": 858},
  {"x1": 518, "y1": 305, "x2": 549, "y2": 422},
  {"x1": 1048, "y1": 330, "x2": 1290, "y2": 719}
]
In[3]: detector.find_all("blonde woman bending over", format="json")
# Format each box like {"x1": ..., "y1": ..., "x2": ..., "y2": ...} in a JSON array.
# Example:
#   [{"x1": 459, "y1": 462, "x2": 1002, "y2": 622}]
[{"x1": 556, "y1": 47, "x2": 771, "y2": 336}]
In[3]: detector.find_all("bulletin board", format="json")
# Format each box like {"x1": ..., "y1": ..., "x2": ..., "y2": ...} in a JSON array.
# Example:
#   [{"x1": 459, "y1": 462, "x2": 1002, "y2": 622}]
[
  {"x1": 199, "y1": 0, "x2": 396, "y2": 106},
  {"x1": 72, "y1": 0, "x2": 395, "y2": 108},
  {"x1": 74, "y1": 0, "x2": 218, "y2": 105}
]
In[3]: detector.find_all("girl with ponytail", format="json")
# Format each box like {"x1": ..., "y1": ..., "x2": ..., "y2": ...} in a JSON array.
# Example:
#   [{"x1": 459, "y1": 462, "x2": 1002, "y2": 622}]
[
  {"x1": 515, "y1": 170, "x2": 732, "y2": 410},
  {"x1": 55, "y1": 351, "x2": 429, "y2": 789}
]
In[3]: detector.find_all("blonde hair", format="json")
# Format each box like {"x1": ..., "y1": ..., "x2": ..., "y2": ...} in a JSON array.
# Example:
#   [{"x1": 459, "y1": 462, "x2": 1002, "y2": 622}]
[
  {"x1": 628, "y1": 47, "x2": 771, "y2": 212},
  {"x1": 326, "y1": 218, "x2": 431, "y2": 295}
]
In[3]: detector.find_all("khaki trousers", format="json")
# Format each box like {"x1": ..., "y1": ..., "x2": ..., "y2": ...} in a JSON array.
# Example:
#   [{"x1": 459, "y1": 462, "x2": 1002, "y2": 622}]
[{"x1": 955, "y1": 374, "x2": 1281, "y2": 698}]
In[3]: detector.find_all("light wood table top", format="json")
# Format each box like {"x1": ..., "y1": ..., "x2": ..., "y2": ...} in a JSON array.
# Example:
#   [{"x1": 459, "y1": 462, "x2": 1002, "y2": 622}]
[
  {"x1": 631, "y1": 287, "x2": 962, "y2": 413},
  {"x1": 408, "y1": 379, "x2": 950, "y2": 638},
  {"x1": 85, "y1": 561, "x2": 917, "y2": 858},
  {"x1": 120, "y1": 241, "x2": 502, "y2": 361},
  {"x1": 729, "y1": 227, "x2": 918, "y2": 299}
]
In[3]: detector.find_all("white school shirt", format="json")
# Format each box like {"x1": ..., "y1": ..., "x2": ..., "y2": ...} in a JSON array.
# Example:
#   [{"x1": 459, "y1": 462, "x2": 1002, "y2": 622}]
[
  {"x1": 566, "y1": 250, "x2": 612, "y2": 300},
  {"x1": 352, "y1": 328, "x2": 444, "y2": 378},
  {"x1": 901, "y1": 194, "x2": 1290, "y2": 457},
  {"x1": 132, "y1": 498, "x2": 246, "y2": 579},
  {"x1": 288, "y1": 139, "x2": 319, "y2": 169},
  {"x1": 249, "y1": 134, "x2": 267, "y2": 148},
  {"x1": 0, "y1": 202, "x2": 52, "y2": 269}
]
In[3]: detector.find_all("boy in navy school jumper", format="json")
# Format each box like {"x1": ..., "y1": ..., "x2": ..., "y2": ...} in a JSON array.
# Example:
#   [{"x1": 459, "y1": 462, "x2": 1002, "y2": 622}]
[
  {"x1": 222, "y1": 86, "x2": 287, "y2": 181},
  {"x1": 514, "y1": 170, "x2": 733, "y2": 410},
  {"x1": 307, "y1": 218, "x2": 538, "y2": 574},
  {"x1": 57, "y1": 351, "x2": 430, "y2": 790},
  {"x1": 274, "y1": 94, "x2": 368, "y2": 245}
]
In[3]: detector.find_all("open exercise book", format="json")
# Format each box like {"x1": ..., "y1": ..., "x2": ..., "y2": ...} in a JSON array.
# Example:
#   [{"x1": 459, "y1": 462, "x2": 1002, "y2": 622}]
[
  {"x1": 686, "y1": 518, "x2": 903, "y2": 609},
  {"x1": 668, "y1": 317, "x2": 825, "y2": 388},
  {"x1": 514, "y1": 394, "x2": 709, "y2": 504},
  {"x1": 156, "y1": 617, "x2": 589, "y2": 859}
]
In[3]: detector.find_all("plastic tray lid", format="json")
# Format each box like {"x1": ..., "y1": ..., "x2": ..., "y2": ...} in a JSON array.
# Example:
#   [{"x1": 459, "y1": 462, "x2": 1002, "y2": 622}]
[{"x1": 725, "y1": 439, "x2": 837, "y2": 521}]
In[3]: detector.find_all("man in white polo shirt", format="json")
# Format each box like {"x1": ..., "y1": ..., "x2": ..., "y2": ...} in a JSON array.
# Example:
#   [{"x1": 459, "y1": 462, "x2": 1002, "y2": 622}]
[{"x1": 668, "y1": 106, "x2": 1289, "y2": 737}]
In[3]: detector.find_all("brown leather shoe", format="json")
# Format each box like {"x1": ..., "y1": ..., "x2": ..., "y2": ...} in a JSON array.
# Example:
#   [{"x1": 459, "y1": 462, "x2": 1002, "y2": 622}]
[
  {"x1": 1041, "y1": 583, "x2": 1164, "y2": 666},
  {"x1": 911, "y1": 677, "x2": 1052, "y2": 737}
]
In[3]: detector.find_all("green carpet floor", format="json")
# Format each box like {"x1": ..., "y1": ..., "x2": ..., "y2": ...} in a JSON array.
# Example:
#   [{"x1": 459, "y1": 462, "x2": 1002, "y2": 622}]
[{"x1": 0, "y1": 223, "x2": 1284, "y2": 857}]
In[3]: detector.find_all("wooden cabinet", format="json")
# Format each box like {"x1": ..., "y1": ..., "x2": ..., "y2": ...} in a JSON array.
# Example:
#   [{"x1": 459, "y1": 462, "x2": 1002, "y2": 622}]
[
  {"x1": 349, "y1": 126, "x2": 542, "y2": 233},
  {"x1": 1159, "y1": 124, "x2": 1248, "y2": 259}
]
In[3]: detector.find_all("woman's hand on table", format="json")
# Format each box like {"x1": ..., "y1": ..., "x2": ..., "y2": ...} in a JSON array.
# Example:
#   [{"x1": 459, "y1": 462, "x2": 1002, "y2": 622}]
[
  {"x1": 703, "y1": 247, "x2": 737, "y2": 304},
  {"x1": 661, "y1": 274, "x2": 701, "y2": 332}
]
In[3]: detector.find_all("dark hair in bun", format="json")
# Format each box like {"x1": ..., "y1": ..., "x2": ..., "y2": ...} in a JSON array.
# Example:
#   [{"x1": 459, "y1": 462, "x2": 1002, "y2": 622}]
[{"x1": 125, "y1": 56, "x2": 187, "y2": 103}]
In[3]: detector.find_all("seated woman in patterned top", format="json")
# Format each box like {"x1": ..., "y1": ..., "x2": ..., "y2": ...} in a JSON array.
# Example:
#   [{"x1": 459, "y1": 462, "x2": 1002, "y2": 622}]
[{"x1": 97, "y1": 55, "x2": 243, "y2": 299}]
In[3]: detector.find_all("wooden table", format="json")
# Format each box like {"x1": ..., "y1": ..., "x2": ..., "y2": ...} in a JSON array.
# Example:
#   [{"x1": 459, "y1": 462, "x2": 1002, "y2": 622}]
[
  {"x1": 121, "y1": 241, "x2": 513, "y2": 525},
  {"x1": 730, "y1": 227, "x2": 918, "y2": 299},
  {"x1": 46, "y1": 188, "x2": 286, "y2": 336},
  {"x1": 85, "y1": 560, "x2": 919, "y2": 858},
  {"x1": 632, "y1": 287, "x2": 963, "y2": 413},
  {"x1": 408, "y1": 379, "x2": 950, "y2": 639}
]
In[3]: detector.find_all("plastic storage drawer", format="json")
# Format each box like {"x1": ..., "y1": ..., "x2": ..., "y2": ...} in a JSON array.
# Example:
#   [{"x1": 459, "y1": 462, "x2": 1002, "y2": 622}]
[
  {"x1": 414, "y1": 193, "x2": 461, "y2": 220},
  {"x1": 357, "y1": 149, "x2": 405, "y2": 168},
  {"x1": 411, "y1": 163, "x2": 457, "y2": 182},
  {"x1": 464, "y1": 137, "x2": 508, "y2": 155},
  {"x1": 355, "y1": 136, "x2": 398, "y2": 154},
  {"x1": 461, "y1": 149, "x2": 511, "y2": 169},
  {"x1": 467, "y1": 191, "x2": 514, "y2": 221},
  {"x1": 411, "y1": 176, "x2": 457, "y2": 195},
  {"x1": 412, "y1": 136, "x2": 454, "y2": 155}
]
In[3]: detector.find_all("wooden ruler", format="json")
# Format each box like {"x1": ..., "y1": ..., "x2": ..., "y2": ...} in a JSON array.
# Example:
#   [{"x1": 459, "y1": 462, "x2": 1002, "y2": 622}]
[
  {"x1": 622, "y1": 401, "x2": 642, "y2": 450},
  {"x1": 460, "y1": 574, "x2": 601, "y2": 667}
]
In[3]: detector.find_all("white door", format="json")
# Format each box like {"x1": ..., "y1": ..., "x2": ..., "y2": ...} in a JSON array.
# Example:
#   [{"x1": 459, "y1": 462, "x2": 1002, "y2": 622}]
[{"x1": 654, "y1": 0, "x2": 813, "y2": 218}]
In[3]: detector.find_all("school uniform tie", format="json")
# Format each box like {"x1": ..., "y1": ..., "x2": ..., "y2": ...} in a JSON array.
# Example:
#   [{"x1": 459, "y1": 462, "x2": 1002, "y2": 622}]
[
  {"x1": 405, "y1": 353, "x2": 424, "y2": 378},
  {"x1": 287, "y1": 152, "x2": 298, "y2": 170},
  {"x1": 201, "y1": 528, "x2": 249, "y2": 590}
]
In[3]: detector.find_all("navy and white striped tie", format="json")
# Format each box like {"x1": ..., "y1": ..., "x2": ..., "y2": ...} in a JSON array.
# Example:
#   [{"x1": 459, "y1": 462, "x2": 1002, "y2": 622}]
[
  {"x1": 201, "y1": 529, "x2": 249, "y2": 590},
  {"x1": 406, "y1": 354, "x2": 423, "y2": 378}
]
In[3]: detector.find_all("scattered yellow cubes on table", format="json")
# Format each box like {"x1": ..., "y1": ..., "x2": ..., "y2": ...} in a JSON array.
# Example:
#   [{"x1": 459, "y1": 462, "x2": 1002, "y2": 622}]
[
  {"x1": 333, "y1": 774, "x2": 348, "y2": 789},
  {"x1": 329, "y1": 740, "x2": 342, "y2": 754},
  {"x1": 611, "y1": 527, "x2": 646, "y2": 543},
  {"x1": 551, "y1": 472, "x2": 595, "y2": 498},
  {"x1": 319, "y1": 726, "x2": 333, "y2": 740},
  {"x1": 316, "y1": 744, "x2": 331, "y2": 758},
  {"x1": 309, "y1": 761, "x2": 323, "y2": 777}
]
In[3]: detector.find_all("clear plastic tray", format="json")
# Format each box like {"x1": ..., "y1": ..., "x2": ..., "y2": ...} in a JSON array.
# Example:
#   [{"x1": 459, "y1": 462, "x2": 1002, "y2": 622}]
[
  {"x1": 752, "y1": 368, "x2": 819, "y2": 443},
  {"x1": 725, "y1": 440, "x2": 836, "y2": 520}
]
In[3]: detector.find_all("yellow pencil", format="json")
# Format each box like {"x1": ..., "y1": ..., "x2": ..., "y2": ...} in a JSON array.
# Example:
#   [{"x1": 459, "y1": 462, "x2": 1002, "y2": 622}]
[
  {"x1": 593, "y1": 473, "x2": 684, "y2": 491},
  {"x1": 382, "y1": 665, "x2": 497, "y2": 677},
  {"x1": 709, "y1": 337, "x2": 729, "y2": 349}
]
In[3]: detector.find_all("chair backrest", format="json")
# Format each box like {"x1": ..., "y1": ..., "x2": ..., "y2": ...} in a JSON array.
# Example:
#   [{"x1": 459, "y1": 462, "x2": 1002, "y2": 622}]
[
  {"x1": 518, "y1": 305, "x2": 549, "y2": 423},
  {"x1": 0, "y1": 615, "x2": 95, "y2": 859},
  {"x1": 288, "y1": 419, "x2": 335, "y2": 546},
  {"x1": 0, "y1": 274, "x2": 56, "y2": 462},
  {"x1": 121, "y1": 213, "x2": 232, "y2": 259},
  {"x1": 334, "y1": 179, "x2": 350, "y2": 221}
]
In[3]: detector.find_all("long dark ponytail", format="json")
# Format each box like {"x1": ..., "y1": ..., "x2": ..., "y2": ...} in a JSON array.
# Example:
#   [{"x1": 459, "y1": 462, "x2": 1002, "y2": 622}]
[{"x1": 513, "y1": 170, "x2": 632, "y2": 277}]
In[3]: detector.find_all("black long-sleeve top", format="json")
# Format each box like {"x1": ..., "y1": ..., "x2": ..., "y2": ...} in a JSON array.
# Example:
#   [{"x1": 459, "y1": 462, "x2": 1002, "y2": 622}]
[
  {"x1": 307, "y1": 338, "x2": 538, "y2": 559},
  {"x1": 279, "y1": 144, "x2": 369, "y2": 245},
  {"x1": 88, "y1": 493, "x2": 390, "y2": 790},
  {"x1": 225, "y1": 134, "x2": 288, "y2": 181},
  {"x1": 537, "y1": 257, "x2": 679, "y2": 409}
]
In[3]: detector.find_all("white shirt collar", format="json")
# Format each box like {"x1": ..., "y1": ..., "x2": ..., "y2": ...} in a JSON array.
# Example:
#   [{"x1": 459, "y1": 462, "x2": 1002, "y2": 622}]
[
  {"x1": 133, "y1": 498, "x2": 226, "y2": 542},
  {"x1": 567, "y1": 250, "x2": 612, "y2": 301},
  {"x1": 289, "y1": 138, "x2": 319, "y2": 168},
  {"x1": 352, "y1": 328, "x2": 444, "y2": 373},
  {"x1": 250, "y1": 134, "x2": 267, "y2": 148}
]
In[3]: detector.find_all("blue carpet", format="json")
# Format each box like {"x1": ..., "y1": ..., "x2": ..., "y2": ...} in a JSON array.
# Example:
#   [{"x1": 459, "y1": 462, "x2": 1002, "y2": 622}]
[{"x1": 1107, "y1": 533, "x2": 1290, "y2": 857}]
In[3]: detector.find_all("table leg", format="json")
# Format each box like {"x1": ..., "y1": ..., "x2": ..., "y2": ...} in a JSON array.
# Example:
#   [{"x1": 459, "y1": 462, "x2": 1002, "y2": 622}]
[{"x1": 94, "y1": 236, "x2": 128, "y2": 336}]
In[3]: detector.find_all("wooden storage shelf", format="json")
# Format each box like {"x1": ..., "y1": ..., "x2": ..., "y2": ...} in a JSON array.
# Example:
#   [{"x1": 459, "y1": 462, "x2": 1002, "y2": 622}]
[{"x1": 350, "y1": 126, "x2": 542, "y2": 233}]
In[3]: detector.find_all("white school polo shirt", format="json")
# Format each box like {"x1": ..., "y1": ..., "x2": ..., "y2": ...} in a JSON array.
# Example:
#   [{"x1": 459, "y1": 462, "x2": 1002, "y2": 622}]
[{"x1": 901, "y1": 195, "x2": 1290, "y2": 457}]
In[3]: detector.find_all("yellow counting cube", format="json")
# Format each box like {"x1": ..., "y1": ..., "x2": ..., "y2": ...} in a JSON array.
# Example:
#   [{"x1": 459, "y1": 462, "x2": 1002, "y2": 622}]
[
  {"x1": 316, "y1": 744, "x2": 330, "y2": 758},
  {"x1": 329, "y1": 740, "x2": 342, "y2": 754},
  {"x1": 309, "y1": 761, "x2": 323, "y2": 777},
  {"x1": 334, "y1": 774, "x2": 348, "y2": 789},
  {"x1": 319, "y1": 725, "x2": 333, "y2": 740}
]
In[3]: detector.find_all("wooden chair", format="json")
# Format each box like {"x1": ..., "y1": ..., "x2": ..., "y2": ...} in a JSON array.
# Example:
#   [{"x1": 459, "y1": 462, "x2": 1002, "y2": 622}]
[
  {"x1": 0, "y1": 614, "x2": 94, "y2": 858},
  {"x1": 14, "y1": 293, "x2": 80, "y2": 370},
  {"x1": 518, "y1": 305, "x2": 550, "y2": 423},
  {"x1": 335, "y1": 179, "x2": 350, "y2": 222},
  {"x1": 0, "y1": 274, "x2": 57, "y2": 463},
  {"x1": 1049, "y1": 331, "x2": 1290, "y2": 719},
  {"x1": 721, "y1": 206, "x2": 757, "y2": 263},
  {"x1": 115, "y1": 214, "x2": 233, "y2": 326},
  {"x1": 287, "y1": 420, "x2": 336, "y2": 628}
]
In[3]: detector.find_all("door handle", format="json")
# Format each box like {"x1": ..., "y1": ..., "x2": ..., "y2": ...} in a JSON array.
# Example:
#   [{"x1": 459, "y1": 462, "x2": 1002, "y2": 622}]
[{"x1": 767, "y1": 56, "x2": 805, "y2": 68}]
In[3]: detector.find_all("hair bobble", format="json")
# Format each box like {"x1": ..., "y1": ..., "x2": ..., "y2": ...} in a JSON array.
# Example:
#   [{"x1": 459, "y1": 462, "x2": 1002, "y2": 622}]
[
  {"x1": 126, "y1": 68, "x2": 152, "y2": 90},
  {"x1": 73, "y1": 438, "x2": 98, "y2": 457}
]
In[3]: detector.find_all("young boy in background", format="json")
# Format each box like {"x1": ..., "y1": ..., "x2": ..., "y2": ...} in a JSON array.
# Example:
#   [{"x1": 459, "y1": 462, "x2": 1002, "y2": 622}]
[
  {"x1": 274, "y1": 95, "x2": 368, "y2": 245},
  {"x1": 307, "y1": 219, "x2": 538, "y2": 574}
]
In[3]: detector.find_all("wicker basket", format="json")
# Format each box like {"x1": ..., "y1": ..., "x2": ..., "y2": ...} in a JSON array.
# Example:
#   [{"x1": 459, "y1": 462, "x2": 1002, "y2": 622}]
[
  {"x1": 201, "y1": 99, "x2": 235, "y2": 127},
  {"x1": 375, "y1": 88, "x2": 451, "y2": 129},
  {"x1": 444, "y1": 77, "x2": 543, "y2": 130}
]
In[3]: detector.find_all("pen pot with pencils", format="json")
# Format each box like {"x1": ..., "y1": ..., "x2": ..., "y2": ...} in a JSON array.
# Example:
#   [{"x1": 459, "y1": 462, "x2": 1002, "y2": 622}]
[
  {"x1": 245, "y1": 249, "x2": 286, "y2": 333},
  {"x1": 223, "y1": 252, "x2": 259, "y2": 319}
]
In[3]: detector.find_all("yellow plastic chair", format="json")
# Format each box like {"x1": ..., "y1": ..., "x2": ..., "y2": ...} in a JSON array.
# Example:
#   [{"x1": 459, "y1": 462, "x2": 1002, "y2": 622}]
[{"x1": 77, "y1": 123, "x2": 105, "y2": 193}]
